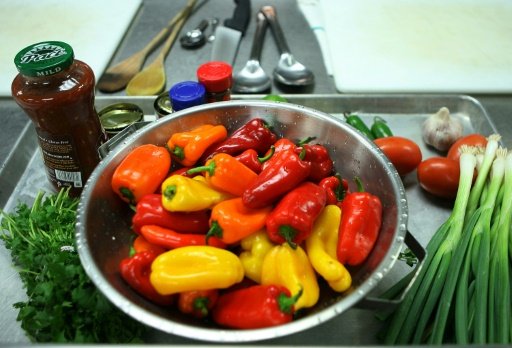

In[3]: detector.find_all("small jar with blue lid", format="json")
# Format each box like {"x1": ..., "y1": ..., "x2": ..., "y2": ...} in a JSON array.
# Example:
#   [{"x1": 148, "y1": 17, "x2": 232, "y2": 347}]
[{"x1": 154, "y1": 81, "x2": 206, "y2": 117}]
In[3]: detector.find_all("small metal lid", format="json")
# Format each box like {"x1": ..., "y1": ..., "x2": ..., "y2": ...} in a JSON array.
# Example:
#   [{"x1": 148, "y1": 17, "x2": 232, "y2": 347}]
[
  {"x1": 98, "y1": 103, "x2": 144, "y2": 132},
  {"x1": 154, "y1": 92, "x2": 173, "y2": 117}
]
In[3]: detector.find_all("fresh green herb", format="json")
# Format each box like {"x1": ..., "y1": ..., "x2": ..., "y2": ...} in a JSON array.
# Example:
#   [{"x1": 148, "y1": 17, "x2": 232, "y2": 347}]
[{"x1": 0, "y1": 189, "x2": 147, "y2": 343}]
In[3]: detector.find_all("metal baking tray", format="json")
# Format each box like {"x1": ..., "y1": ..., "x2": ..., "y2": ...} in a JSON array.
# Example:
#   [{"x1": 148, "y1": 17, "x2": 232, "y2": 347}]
[{"x1": 0, "y1": 94, "x2": 498, "y2": 345}]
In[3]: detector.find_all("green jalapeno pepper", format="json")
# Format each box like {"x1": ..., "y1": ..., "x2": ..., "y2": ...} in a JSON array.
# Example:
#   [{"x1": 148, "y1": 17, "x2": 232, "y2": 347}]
[
  {"x1": 371, "y1": 116, "x2": 393, "y2": 139},
  {"x1": 344, "y1": 113, "x2": 375, "y2": 140}
]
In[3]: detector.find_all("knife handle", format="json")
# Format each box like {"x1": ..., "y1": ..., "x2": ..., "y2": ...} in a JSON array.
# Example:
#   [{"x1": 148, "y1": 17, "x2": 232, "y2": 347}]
[{"x1": 224, "y1": 0, "x2": 251, "y2": 36}]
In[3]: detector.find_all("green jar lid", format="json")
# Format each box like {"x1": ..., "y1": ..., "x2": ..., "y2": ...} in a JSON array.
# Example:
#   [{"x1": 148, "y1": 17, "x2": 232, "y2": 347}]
[{"x1": 14, "y1": 41, "x2": 74, "y2": 77}]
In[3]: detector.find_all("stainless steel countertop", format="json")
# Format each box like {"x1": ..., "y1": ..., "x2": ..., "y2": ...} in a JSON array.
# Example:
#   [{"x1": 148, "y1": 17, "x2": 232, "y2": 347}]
[{"x1": 1, "y1": 0, "x2": 512, "y2": 345}]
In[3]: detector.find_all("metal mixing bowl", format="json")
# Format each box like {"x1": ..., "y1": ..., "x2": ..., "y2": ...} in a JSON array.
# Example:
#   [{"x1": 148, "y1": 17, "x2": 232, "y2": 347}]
[{"x1": 76, "y1": 100, "x2": 408, "y2": 342}]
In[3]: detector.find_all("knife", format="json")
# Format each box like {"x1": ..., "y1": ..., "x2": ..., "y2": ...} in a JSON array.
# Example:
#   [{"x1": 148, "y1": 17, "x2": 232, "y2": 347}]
[{"x1": 210, "y1": 0, "x2": 251, "y2": 65}]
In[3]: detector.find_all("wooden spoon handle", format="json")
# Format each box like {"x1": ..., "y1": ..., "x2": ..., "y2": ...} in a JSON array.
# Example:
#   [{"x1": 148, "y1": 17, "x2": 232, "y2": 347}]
[
  {"x1": 140, "y1": 0, "x2": 195, "y2": 57},
  {"x1": 156, "y1": 0, "x2": 197, "y2": 62}
]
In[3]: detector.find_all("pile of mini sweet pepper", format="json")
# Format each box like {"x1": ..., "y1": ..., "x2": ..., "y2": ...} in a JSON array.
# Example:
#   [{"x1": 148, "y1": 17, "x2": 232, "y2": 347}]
[{"x1": 111, "y1": 117, "x2": 383, "y2": 329}]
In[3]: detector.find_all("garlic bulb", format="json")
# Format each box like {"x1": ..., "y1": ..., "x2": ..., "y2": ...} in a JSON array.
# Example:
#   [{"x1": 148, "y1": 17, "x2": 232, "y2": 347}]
[{"x1": 422, "y1": 107, "x2": 463, "y2": 151}]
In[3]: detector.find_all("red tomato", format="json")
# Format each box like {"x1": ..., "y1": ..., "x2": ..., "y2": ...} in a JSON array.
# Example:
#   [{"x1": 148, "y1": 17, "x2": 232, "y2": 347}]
[
  {"x1": 374, "y1": 136, "x2": 422, "y2": 176},
  {"x1": 417, "y1": 157, "x2": 460, "y2": 199},
  {"x1": 447, "y1": 134, "x2": 487, "y2": 162}
]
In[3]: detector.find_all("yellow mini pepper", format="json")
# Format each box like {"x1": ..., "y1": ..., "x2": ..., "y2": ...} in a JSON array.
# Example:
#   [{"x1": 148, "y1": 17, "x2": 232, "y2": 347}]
[
  {"x1": 161, "y1": 175, "x2": 230, "y2": 212},
  {"x1": 305, "y1": 205, "x2": 352, "y2": 292},
  {"x1": 239, "y1": 230, "x2": 275, "y2": 283},
  {"x1": 166, "y1": 124, "x2": 228, "y2": 166},
  {"x1": 150, "y1": 246, "x2": 244, "y2": 295},
  {"x1": 261, "y1": 243, "x2": 319, "y2": 310}
]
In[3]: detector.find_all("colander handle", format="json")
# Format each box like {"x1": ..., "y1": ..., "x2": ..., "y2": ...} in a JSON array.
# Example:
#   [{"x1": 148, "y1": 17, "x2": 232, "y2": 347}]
[
  {"x1": 98, "y1": 121, "x2": 152, "y2": 159},
  {"x1": 356, "y1": 230, "x2": 426, "y2": 311}
]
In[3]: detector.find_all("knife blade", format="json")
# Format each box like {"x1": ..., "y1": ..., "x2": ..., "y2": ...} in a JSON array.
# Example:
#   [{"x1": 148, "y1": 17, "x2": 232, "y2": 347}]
[{"x1": 210, "y1": 0, "x2": 251, "y2": 65}]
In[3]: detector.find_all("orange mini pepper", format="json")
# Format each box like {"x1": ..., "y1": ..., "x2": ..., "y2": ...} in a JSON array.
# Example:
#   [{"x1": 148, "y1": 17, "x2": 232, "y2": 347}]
[
  {"x1": 166, "y1": 124, "x2": 227, "y2": 166},
  {"x1": 111, "y1": 144, "x2": 171, "y2": 205},
  {"x1": 187, "y1": 153, "x2": 258, "y2": 196},
  {"x1": 206, "y1": 197, "x2": 272, "y2": 245}
]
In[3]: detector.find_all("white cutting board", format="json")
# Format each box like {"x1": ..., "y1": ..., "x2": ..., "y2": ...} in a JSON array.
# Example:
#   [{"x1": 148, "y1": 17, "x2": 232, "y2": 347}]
[
  {"x1": 320, "y1": 0, "x2": 512, "y2": 93},
  {"x1": 0, "y1": 0, "x2": 142, "y2": 96}
]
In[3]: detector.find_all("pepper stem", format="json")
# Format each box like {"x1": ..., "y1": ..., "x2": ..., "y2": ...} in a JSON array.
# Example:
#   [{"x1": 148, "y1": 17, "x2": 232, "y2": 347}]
[
  {"x1": 163, "y1": 185, "x2": 177, "y2": 201},
  {"x1": 278, "y1": 225, "x2": 298, "y2": 249},
  {"x1": 373, "y1": 116, "x2": 388, "y2": 124},
  {"x1": 298, "y1": 147, "x2": 307, "y2": 160},
  {"x1": 193, "y1": 297, "x2": 210, "y2": 317},
  {"x1": 205, "y1": 220, "x2": 223, "y2": 244},
  {"x1": 354, "y1": 176, "x2": 366, "y2": 193},
  {"x1": 258, "y1": 145, "x2": 275, "y2": 163},
  {"x1": 170, "y1": 145, "x2": 185, "y2": 160},
  {"x1": 277, "y1": 287, "x2": 303, "y2": 314},
  {"x1": 297, "y1": 136, "x2": 316, "y2": 146},
  {"x1": 334, "y1": 173, "x2": 347, "y2": 201},
  {"x1": 186, "y1": 161, "x2": 216, "y2": 176},
  {"x1": 119, "y1": 187, "x2": 135, "y2": 205}
]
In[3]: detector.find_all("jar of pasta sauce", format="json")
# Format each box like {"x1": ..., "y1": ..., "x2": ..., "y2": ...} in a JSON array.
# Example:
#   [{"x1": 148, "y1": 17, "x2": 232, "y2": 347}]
[{"x1": 11, "y1": 41, "x2": 106, "y2": 197}]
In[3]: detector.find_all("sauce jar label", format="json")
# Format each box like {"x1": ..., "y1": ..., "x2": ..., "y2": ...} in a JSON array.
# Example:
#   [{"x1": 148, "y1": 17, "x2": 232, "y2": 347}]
[{"x1": 36, "y1": 130, "x2": 83, "y2": 189}]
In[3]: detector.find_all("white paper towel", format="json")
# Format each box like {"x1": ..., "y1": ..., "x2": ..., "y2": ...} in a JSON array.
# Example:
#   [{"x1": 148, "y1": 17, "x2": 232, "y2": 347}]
[{"x1": 0, "y1": 0, "x2": 142, "y2": 96}]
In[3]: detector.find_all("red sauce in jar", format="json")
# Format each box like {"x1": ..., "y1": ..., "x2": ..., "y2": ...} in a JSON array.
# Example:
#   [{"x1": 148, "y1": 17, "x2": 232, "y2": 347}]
[{"x1": 11, "y1": 41, "x2": 106, "y2": 197}]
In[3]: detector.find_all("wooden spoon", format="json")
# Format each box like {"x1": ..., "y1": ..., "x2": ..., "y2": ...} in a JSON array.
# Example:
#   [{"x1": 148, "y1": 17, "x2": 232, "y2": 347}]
[
  {"x1": 97, "y1": 3, "x2": 192, "y2": 93},
  {"x1": 126, "y1": 0, "x2": 196, "y2": 96}
]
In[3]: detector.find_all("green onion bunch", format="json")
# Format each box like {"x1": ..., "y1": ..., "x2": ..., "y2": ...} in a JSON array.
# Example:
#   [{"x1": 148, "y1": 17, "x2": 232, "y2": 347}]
[{"x1": 380, "y1": 134, "x2": 512, "y2": 344}]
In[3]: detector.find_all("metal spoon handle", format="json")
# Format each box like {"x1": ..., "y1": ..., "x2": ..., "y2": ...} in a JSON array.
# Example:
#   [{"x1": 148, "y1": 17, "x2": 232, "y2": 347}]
[
  {"x1": 260, "y1": 5, "x2": 290, "y2": 55},
  {"x1": 249, "y1": 12, "x2": 268, "y2": 61}
]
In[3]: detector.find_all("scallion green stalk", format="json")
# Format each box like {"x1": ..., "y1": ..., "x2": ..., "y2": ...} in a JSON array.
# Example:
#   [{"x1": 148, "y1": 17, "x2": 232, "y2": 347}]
[
  {"x1": 469, "y1": 148, "x2": 506, "y2": 343},
  {"x1": 466, "y1": 134, "x2": 501, "y2": 221},
  {"x1": 488, "y1": 151, "x2": 512, "y2": 343},
  {"x1": 383, "y1": 146, "x2": 477, "y2": 344}
]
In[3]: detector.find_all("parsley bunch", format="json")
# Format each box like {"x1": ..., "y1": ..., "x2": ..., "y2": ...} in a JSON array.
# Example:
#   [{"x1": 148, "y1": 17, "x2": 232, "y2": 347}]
[{"x1": 0, "y1": 189, "x2": 147, "y2": 343}]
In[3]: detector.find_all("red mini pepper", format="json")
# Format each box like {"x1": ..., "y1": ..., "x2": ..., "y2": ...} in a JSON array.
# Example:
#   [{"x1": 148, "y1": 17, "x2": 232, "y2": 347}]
[
  {"x1": 261, "y1": 138, "x2": 297, "y2": 171},
  {"x1": 266, "y1": 182, "x2": 326, "y2": 248},
  {"x1": 132, "y1": 235, "x2": 166, "y2": 254},
  {"x1": 319, "y1": 174, "x2": 349, "y2": 206},
  {"x1": 337, "y1": 177, "x2": 383, "y2": 266},
  {"x1": 242, "y1": 148, "x2": 311, "y2": 209},
  {"x1": 178, "y1": 289, "x2": 219, "y2": 319},
  {"x1": 200, "y1": 118, "x2": 278, "y2": 161},
  {"x1": 302, "y1": 143, "x2": 334, "y2": 181},
  {"x1": 132, "y1": 194, "x2": 210, "y2": 234},
  {"x1": 212, "y1": 284, "x2": 301, "y2": 329},
  {"x1": 140, "y1": 225, "x2": 226, "y2": 249},
  {"x1": 119, "y1": 250, "x2": 174, "y2": 306},
  {"x1": 235, "y1": 146, "x2": 275, "y2": 174}
]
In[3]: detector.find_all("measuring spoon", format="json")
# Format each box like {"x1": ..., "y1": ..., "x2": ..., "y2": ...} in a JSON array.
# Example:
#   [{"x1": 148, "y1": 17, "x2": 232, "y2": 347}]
[
  {"x1": 180, "y1": 19, "x2": 209, "y2": 49},
  {"x1": 233, "y1": 12, "x2": 271, "y2": 93},
  {"x1": 261, "y1": 5, "x2": 315, "y2": 87}
]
